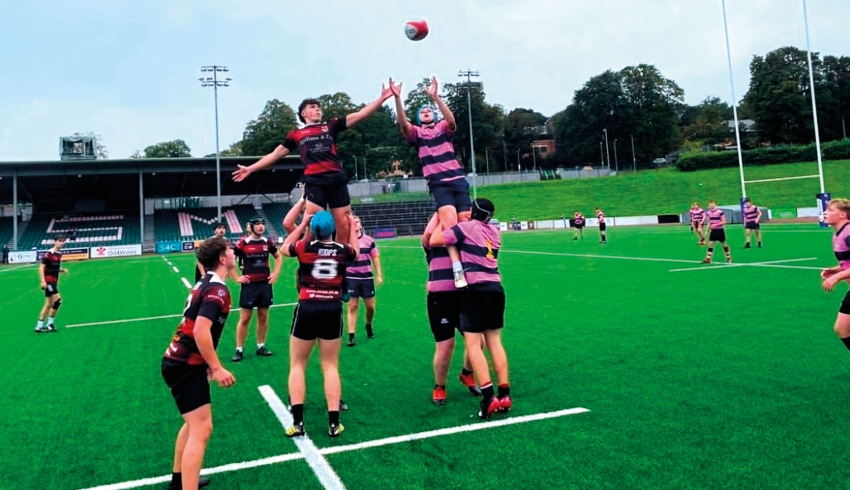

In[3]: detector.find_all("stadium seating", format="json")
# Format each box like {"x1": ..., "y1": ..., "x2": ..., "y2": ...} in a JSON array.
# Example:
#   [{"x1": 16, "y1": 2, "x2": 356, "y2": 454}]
[
  {"x1": 352, "y1": 201, "x2": 434, "y2": 237},
  {"x1": 0, "y1": 218, "x2": 12, "y2": 247},
  {"x1": 153, "y1": 205, "x2": 259, "y2": 242},
  {"x1": 15, "y1": 212, "x2": 142, "y2": 250},
  {"x1": 261, "y1": 202, "x2": 294, "y2": 237}
]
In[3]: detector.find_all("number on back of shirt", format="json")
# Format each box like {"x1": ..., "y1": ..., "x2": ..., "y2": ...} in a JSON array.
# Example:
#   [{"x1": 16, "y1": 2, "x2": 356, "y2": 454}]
[{"x1": 311, "y1": 259, "x2": 338, "y2": 280}]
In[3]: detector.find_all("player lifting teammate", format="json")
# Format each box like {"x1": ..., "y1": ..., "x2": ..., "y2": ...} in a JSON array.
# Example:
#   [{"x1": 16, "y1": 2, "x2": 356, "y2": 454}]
[
  {"x1": 703, "y1": 200, "x2": 732, "y2": 263},
  {"x1": 161, "y1": 237, "x2": 236, "y2": 490},
  {"x1": 345, "y1": 216, "x2": 383, "y2": 346},
  {"x1": 231, "y1": 217, "x2": 282, "y2": 361},
  {"x1": 194, "y1": 222, "x2": 227, "y2": 283},
  {"x1": 232, "y1": 81, "x2": 397, "y2": 244},
  {"x1": 438, "y1": 198, "x2": 512, "y2": 419},
  {"x1": 281, "y1": 211, "x2": 358, "y2": 438},
  {"x1": 35, "y1": 234, "x2": 68, "y2": 333},
  {"x1": 742, "y1": 197, "x2": 763, "y2": 249},
  {"x1": 392, "y1": 76, "x2": 471, "y2": 289},
  {"x1": 422, "y1": 213, "x2": 482, "y2": 405}
]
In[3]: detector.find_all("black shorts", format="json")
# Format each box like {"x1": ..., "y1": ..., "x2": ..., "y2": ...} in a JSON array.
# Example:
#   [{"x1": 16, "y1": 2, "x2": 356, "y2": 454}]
[
  {"x1": 574, "y1": 223, "x2": 584, "y2": 230},
  {"x1": 459, "y1": 284, "x2": 506, "y2": 334},
  {"x1": 44, "y1": 282, "x2": 59, "y2": 297},
  {"x1": 840, "y1": 290, "x2": 850, "y2": 315},
  {"x1": 429, "y1": 180, "x2": 472, "y2": 213},
  {"x1": 305, "y1": 182, "x2": 350, "y2": 209},
  {"x1": 708, "y1": 229, "x2": 727, "y2": 242},
  {"x1": 745, "y1": 222, "x2": 761, "y2": 230},
  {"x1": 348, "y1": 279, "x2": 375, "y2": 299},
  {"x1": 599, "y1": 222, "x2": 607, "y2": 232},
  {"x1": 428, "y1": 291, "x2": 462, "y2": 343},
  {"x1": 161, "y1": 358, "x2": 211, "y2": 415},
  {"x1": 290, "y1": 301, "x2": 343, "y2": 341},
  {"x1": 240, "y1": 281, "x2": 274, "y2": 309}
]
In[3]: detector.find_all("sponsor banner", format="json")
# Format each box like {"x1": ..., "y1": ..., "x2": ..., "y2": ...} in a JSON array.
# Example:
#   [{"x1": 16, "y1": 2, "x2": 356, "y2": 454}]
[
  {"x1": 8, "y1": 251, "x2": 37, "y2": 263},
  {"x1": 817, "y1": 192, "x2": 832, "y2": 228},
  {"x1": 37, "y1": 247, "x2": 89, "y2": 261},
  {"x1": 182, "y1": 241, "x2": 196, "y2": 252},
  {"x1": 773, "y1": 207, "x2": 797, "y2": 219},
  {"x1": 156, "y1": 241, "x2": 182, "y2": 254},
  {"x1": 374, "y1": 228, "x2": 396, "y2": 239},
  {"x1": 499, "y1": 222, "x2": 508, "y2": 231},
  {"x1": 90, "y1": 244, "x2": 142, "y2": 259}
]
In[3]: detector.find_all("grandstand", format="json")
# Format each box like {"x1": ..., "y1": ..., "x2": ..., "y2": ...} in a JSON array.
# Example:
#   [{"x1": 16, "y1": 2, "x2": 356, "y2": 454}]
[
  {"x1": 352, "y1": 200, "x2": 435, "y2": 236},
  {"x1": 261, "y1": 201, "x2": 294, "y2": 237},
  {"x1": 15, "y1": 212, "x2": 141, "y2": 249},
  {"x1": 153, "y1": 205, "x2": 258, "y2": 242}
]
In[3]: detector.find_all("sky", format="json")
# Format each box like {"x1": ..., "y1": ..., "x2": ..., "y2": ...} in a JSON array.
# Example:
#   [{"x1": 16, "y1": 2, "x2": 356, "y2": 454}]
[{"x1": 0, "y1": 0, "x2": 848, "y2": 162}]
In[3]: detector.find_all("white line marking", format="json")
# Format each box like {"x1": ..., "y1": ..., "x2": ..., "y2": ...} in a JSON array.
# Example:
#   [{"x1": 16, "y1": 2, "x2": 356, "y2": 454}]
[
  {"x1": 669, "y1": 257, "x2": 820, "y2": 273},
  {"x1": 258, "y1": 385, "x2": 346, "y2": 490},
  {"x1": 172, "y1": 266, "x2": 179, "y2": 273},
  {"x1": 66, "y1": 303, "x2": 298, "y2": 328},
  {"x1": 0, "y1": 264, "x2": 33, "y2": 273},
  {"x1": 78, "y1": 403, "x2": 589, "y2": 490},
  {"x1": 181, "y1": 277, "x2": 192, "y2": 289},
  {"x1": 381, "y1": 246, "x2": 702, "y2": 265}
]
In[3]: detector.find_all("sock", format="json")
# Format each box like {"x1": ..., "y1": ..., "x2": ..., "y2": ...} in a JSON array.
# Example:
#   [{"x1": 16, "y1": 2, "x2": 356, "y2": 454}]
[
  {"x1": 236, "y1": 346, "x2": 243, "y2": 353},
  {"x1": 36, "y1": 320, "x2": 44, "y2": 329},
  {"x1": 365, "y1": 323, "x2": 373, "y2": 333},
  {"x1": 706, "y1": 247, "x2": 714, "y2": 260},
  {"x1": 841, "y1": 337, "x2": 850, "y2": 353},
  {"x1": 291, "y1": 404, "x2": 304, "y2": 425},
  {"x1": 481, "y1": 383, "x2": 494, "y2": 400},
  {"x1": 257, "y1": 343, "x2": 264, "y2": 349},
  {"x1": 47, "y1": 316, "x2": 55, "y2": 326},
  {"x1": 348, "y1": 333, "x2": 355, "y2": 341},
  {"x1": 329, "y1": 410, "x2": 340, "y2": 426},
  {"x1": 498, "y1": 383, "x2": 511, "y2": 398},
  {"x1": 758, "y1": 241, "x2": 762, "y2": 247},
  {"x1": 461, "y1": 368, "x2": 473, "y2": 376},
  {"x1": 171, "y1": 472, "x2": 181, "y2": 485},
  {"x1": 723, "y1": 246, "x2": 731, "y2": 261},
  {"x1": 452, "y1": 261, "x2": 463, "y2": 273}
]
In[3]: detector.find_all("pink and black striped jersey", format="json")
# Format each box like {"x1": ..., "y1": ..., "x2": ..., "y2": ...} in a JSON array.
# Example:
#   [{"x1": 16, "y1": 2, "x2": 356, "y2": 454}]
[
  {"x1": 347, "y1": 234, "x2": 378, "y2": 281},
  {"x1": 407, "y1": 120, "x2": 465, "y2": 185},
  {"x1": 743, "y1": 204, "x2": 760, "y2": 223},
  {"x1": 706, "y1": 208, "x2": 725, "y2": 230},
  {"x1": 690, "y1": 207, "x2": 704, "y2": 223},
  {"x1": 833, "y1": 223, "x2": 850, "y2": 284},
  {"x1": 442, "y1": 220, "x2": 501, "y2": 286}
]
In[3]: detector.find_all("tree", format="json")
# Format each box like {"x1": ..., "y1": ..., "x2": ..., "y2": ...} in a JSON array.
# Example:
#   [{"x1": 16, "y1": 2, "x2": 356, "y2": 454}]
[
  {"x1": 504, "y1": 108, "x2": 548, "y2": 170},
  {"x1": 241, "y1": 99, "x2": 298, "y2": 156},
  {"x1": 682, "y1": 97, "x2": 734, "y2": 146},
  {"x1": 442, "y1": 82, "x2": 505, "y2": 173},
  {"x1": 142, "y1": 139, "x2": 192, "y2": 158},
  {"x1": 220, "y1": 141, "x2": 243, "y2": 157}
]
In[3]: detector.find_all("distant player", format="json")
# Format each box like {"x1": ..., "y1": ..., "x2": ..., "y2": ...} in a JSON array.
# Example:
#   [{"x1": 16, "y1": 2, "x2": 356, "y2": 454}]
[
  {"x1": 742, "y1": 198, "x2": 763, "y2": 249},
  {"x1": 231, "y1": 217, "x2": 282, "y2": 361},
  {"x1": 595, "y1": 207, "x2": 607, "y2": 244},
  {"x1": 440, "y1": 199, "x2": 512, "y2": 419},
  {"x1": 35, "y1": 235, "x2": 68, "y2": 333},
  {"x1": 422, "y1": 213, "x2": 482, "y2": 405},
  {"x1": 233, "y1": 82, "x2": 397, "y2": 244},
  {"x1": 703, "y1": 200, "x2": 732, "y2": 263},
  {"x1": 194, "y1": 222, "x2": 227, "y2": 283},
  {"x1": 572, "y1": 211, "x2": 585, "y2": 240},
  {"x1": 345, "y1": 216, "x2": 383, "y2": 346},
  {"x1": 281, "y1": 211, "x2": 358, "y2": 438},
  {"x1": 161, "y1": 237, "x2": 236, "y2": 490},
  {"x1": 690, "y1": 202, "x2": 706, "y2": 245},
  {"x1": 392, "y1": 76, "x2": 471, "y2": 289}
]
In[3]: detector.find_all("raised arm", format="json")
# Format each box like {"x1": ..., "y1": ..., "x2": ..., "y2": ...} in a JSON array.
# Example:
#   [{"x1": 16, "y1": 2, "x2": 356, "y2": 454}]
[
  {"x1": 425, "y1": 77, "x2": 456, "y2": 132},
  {"x1": 283, "y1": 215, "x2": 312, "y2": 253},
  {"x1": 346, "y1": 81, "x2": 396, "y2": 128},
  {"x1": 392, "y1": 80, "x2": 414, "y2": 140},
  {"x1": 232, "y1": 145, "x2": 290, "y2": 182}
]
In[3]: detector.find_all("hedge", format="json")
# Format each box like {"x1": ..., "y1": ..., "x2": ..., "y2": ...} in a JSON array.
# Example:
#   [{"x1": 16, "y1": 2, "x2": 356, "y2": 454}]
[{"x1": 676, "y1": 139, "x2": 850, "y2": 171}]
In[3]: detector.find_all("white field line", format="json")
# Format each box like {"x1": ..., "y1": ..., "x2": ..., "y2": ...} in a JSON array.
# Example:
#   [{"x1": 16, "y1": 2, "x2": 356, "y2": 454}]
[
  {"x1": 381, "y1": 246, "x2": 703, "y2": 265},
  {"x1": 258, "y1": 385, "x2": 346, "y2": 490},
  {"x1": 171, "y1": 266, "x2": 179, "y2": 273},
  {"x1": 0, "y1": 264, "x2": 33, "y2": 273},
  {"x1": 181, "y1": 277, "x2": 193, "y2": 289},
  {"x1": 66, "y1": 303, "x2": 298, "y2": 328},
  {"x1": 78, "y1": 401, "x2": 589, "y2": 490},
  {"x1": 669, "y1": 257, "x2": 820, "y2": 273}
]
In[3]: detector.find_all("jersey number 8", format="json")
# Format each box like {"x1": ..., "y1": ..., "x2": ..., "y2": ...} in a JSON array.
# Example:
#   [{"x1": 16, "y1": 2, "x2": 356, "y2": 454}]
[{"x1": 311, "y1": 259, "x2": 339, "y2": 280}]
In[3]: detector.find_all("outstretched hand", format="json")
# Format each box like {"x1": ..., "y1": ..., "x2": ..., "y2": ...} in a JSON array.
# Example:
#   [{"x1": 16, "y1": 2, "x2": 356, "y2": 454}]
[
  {"x1": 232, "y1": 165, "x2": 251, "y2": 182},
  {"x1": 424, "y1": 76, "x2": 438, "y2": 98},
  {"x1": 380, "y1": 82, "x2": 395, "y2": 101},
  {"x1": 388, "y1": 78, "x2": 402, "y2": 98}
]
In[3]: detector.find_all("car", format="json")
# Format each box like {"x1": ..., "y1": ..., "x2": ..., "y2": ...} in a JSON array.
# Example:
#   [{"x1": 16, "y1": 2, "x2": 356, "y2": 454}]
[{"x1": 652, "y1": 158, "x2": 667, "y2": 167}]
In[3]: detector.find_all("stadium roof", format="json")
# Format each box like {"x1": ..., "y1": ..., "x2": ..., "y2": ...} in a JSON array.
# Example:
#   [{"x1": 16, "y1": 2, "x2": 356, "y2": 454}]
[{"x1": 0, "y1": 156, "x2": 304, "y2": 210}]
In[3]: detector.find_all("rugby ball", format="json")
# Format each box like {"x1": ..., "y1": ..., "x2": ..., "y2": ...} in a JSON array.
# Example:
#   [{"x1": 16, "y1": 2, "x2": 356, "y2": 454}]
[{"x1": 405, "y1": 20, "x2": 429, "y2": 41}]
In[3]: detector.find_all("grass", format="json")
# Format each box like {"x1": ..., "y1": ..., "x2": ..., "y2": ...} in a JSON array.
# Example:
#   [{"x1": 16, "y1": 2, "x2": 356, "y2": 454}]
[
  {"x1": 354, "y1": 160, "x2": 850, "y2": 219},
  {"x1": 1, "y1": 223, "x2": 848, "y2": 489}
]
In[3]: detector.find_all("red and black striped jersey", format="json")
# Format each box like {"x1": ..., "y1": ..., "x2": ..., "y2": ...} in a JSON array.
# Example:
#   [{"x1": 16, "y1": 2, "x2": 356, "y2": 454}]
[
  {"x1": 289, "y1": 239, "x2": 356, "y2": 301},
  {"x1": 163, "y1": 273, "x2": 232, "y2": 366},
  {"x1": 41, "y1": 250, "x2": 62, "y2": 283},
  {"x1": 234, "y1": 236, "x2": 278, "y2": 282},
  {"x1": 282, "y1": 118, "x2": 349, "y2": 185}
]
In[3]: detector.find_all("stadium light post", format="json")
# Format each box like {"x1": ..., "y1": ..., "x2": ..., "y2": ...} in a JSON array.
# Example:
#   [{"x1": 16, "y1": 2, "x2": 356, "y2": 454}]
[
  {"x1": 602, "y1": 129, "x2": 611, "y2": 169},
  {"x1": 354, "y1": 156, "x2": 358, "y2": 181},
  {"x1": 843, "y1": 117, "x2": 847, "y2": 140},
  {"x1": 458, "y1": 69, "x2": 480, "y2": 199},
  {"x1": 531, "y1": 144, "x2": 537, "y2": 171},
  {"x1": 631, "y1": 134, "x2": 637, "y2": 172},
  {"x1": 200, "y1": 65, "x2": 231, "y2": 221},
  {"x1": 613, "y1": 139, "x2": 619, "y2": 172},
  {"x1": 599, "y1": 142, "x2": 604, "y2": 167}
]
